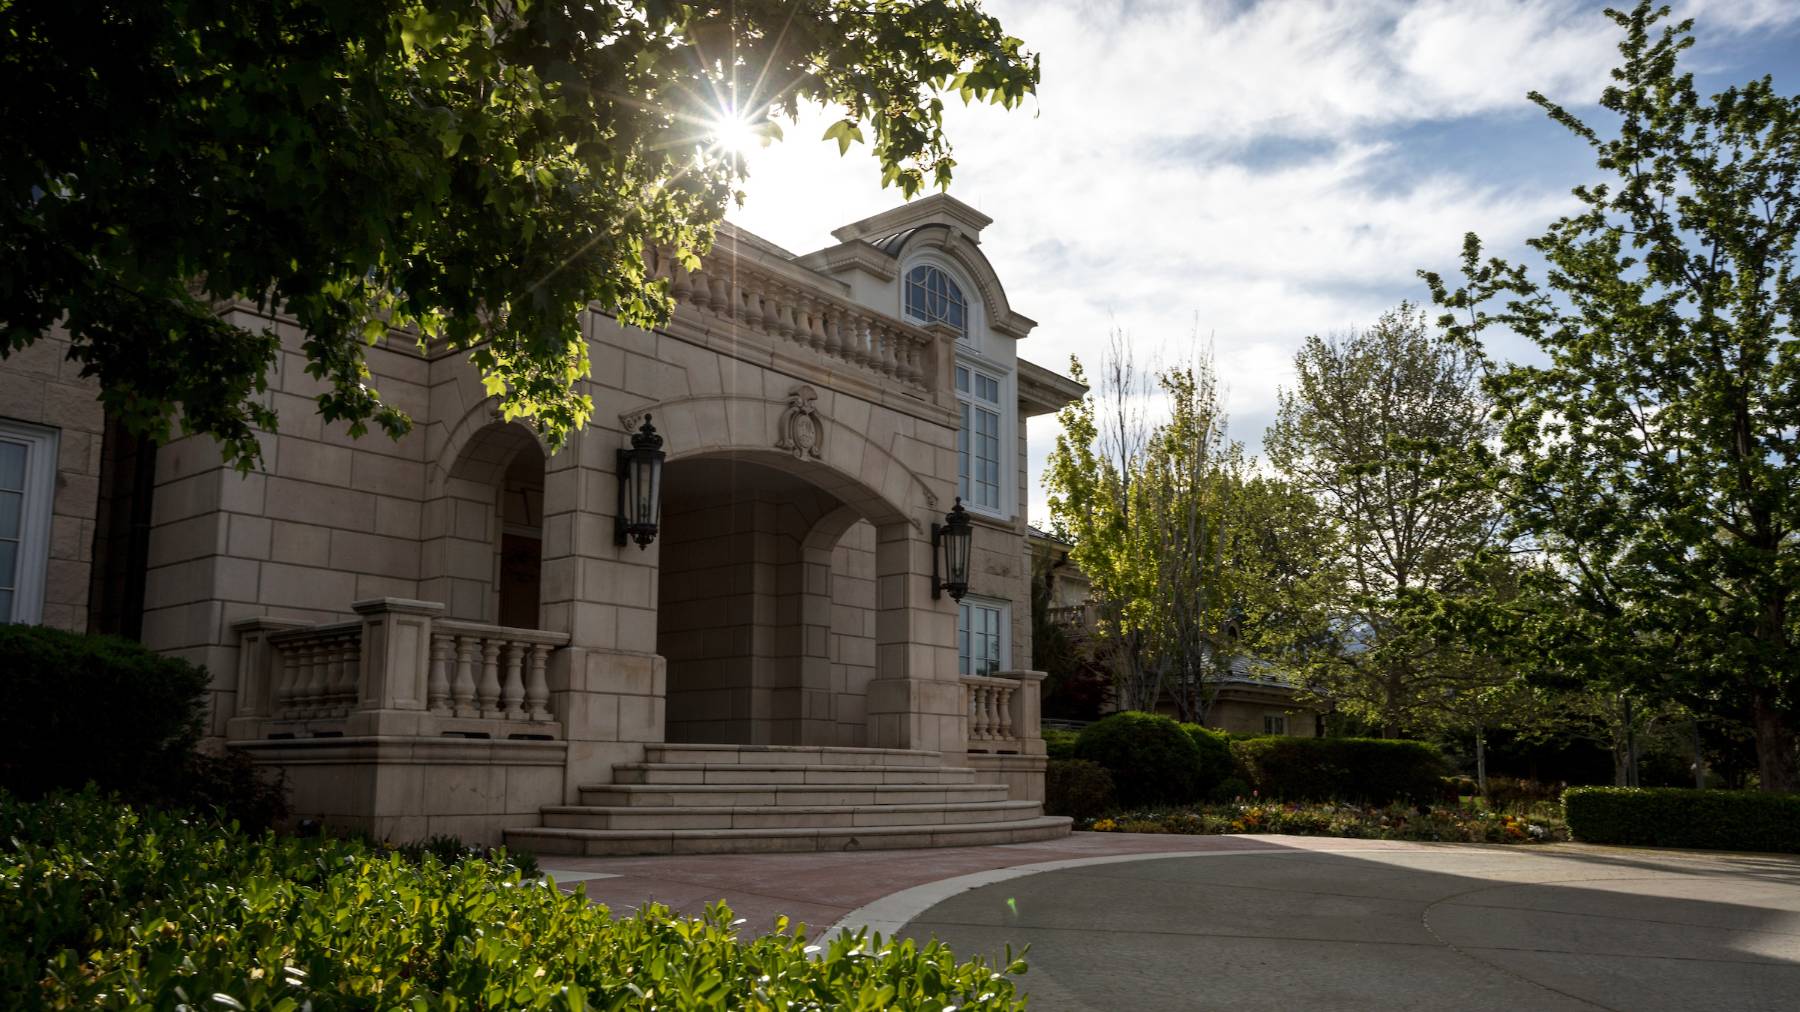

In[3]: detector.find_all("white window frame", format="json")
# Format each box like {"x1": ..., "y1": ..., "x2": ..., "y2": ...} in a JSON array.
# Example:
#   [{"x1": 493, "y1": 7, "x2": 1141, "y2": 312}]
[
  {"x1": 1263, "y1": 714, "x2": 1287, "y2": 736},
  {"x1": 957, "y1": 594, "x2": 1011, "y2": 678},
  {"x1": 0, "y1": 419, "x2": 60, "y2": 625},
  {"x1": 955, "y1": 362, "x2": 1007, "y2": 516}
]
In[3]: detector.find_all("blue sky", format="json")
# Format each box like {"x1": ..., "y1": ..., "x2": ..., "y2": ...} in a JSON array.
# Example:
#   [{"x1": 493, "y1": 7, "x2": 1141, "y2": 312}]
[{"x1": 728, "y1": 0, "x2": 1800, "y2": 521}]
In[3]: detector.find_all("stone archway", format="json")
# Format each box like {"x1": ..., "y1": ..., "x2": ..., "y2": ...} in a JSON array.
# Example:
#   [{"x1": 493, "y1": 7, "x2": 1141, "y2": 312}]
[{"x1": 420, "y1": 419, "x2": 547, "y2": 627}]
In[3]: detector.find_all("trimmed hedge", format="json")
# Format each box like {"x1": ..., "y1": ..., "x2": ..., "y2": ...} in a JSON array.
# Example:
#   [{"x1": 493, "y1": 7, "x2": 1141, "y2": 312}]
[
  {"x1": 1043, "y1": 727, "x2": 1080, "y2": 760},
  {"x1": 1074, "y1": 711, "x2": 1203, "y2": 805},
  {"x1": 1179, "y1": 723, "x2": 1234, "y2": 797},
  {"x1": 1563, "y1": 787, "x2": 1800, "y2": 853},
  {"x1": 1233, "y1": 736, "x2": 1446, "y2": 804},
  {"x1": 1045, "y1": 759, "x2": 1115, "y2": 820},
  {"x1": 0, "y1": 624, "x2": 288, "y2": 829},
  {"x1": 2, "y1": 791, "x2": 1029, "y2": 1009},
  {"x1": 0, "y1": 624, "x2": 208, "y2": 798}
]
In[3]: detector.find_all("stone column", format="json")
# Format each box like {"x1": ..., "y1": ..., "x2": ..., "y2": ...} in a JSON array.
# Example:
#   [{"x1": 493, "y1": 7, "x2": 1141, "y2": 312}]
[
  {"x1": 864, "y1": 519, "x2": 964, "y2": 756},
  {"x1": 538, "y1": 422, "x2": 665, "y2": 801},
  {"x1": 344, "y1": 597, "x2": 444, "y2": 736}
]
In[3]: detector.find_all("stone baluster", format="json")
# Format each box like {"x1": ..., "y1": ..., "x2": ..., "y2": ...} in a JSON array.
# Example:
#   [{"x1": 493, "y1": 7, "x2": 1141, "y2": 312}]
[
  {"x1": 996, "y1": 685, "x2": 1015, "y2": 740},
  {"x1": 709, "y1": 274, "x2": 732, "y2": 317},
  {"x1": 774, "y1": 290, "x2": 798, "y2": 342},
  {"x1": 325, "y1": 635, "x2": 351, "y2": 716},
  {"x1": 670, "y1": 261, "x2": 693, "y2": 303},
  {"x1": 743, "y1": 282, "x2": 765, "y2": 331},
  {"x1": 452, "y1": 636, "x2": 479, "y2": 717},
  {"x1": 822, "y1": 308, "x2": 843, "y2": 357},
  {"x1": 801, "y1": 296, "x2": 827, "y2": 352},
  {"x1": 966, "y1": 683, "x2": 988, "y2": 740},
  {"x1": 526, "y1": 643, "x2": 553, "y2": 721},
  {"x1": 500, "y1": 641, "x2": 526, "y2": 720},
  {"x1": 478, "y1": 639, "x2": 502, "y2": 717},
  {"x1": 271, "y1": 644, "x2": 298, "y2": 718},
  {"x1": 297, "y1": 640, "x2": 325, "y2": 717},
  {"x1": 428, "y1": 634, "x2": 452, "y2": 716}
]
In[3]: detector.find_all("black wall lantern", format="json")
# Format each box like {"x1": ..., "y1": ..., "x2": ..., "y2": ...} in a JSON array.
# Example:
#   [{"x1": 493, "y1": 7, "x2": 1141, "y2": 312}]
[
  {"x1": 931, "y1": 498, "x2": 974, "y2": 600},
  {"x1": 615, "y1": 415, "x2": 665, "y2": 549}
]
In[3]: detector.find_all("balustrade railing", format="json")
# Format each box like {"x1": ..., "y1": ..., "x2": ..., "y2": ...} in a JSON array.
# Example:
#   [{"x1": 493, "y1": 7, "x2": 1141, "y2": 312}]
[
  {"x1": 430, "y1": 620, "x2": 562, "y2": 722},
  {"x1": 645, "y1": 244, "x2": 938, "y2": 394},
  {"x1": 268, "y1": 622, "x2": 363, "y2": 720},
  {"x1": 960, "y1": 670, "x2": 1046, "y2": 754},
  {"x1": 230, "y1": 599, "x2": 568, "y2": 740}
]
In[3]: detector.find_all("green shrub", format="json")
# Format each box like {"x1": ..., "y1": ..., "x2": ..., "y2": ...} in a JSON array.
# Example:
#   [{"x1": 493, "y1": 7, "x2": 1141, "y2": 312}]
[
  {"x1": 0, "y1": 625, "x2": 288, "y2": 828},
  {"x1": 1073, "y1": 711, "x2": 1203, "y2": 805},
  {"x1": 1043, "y1": 727, "x2": 1080, "y2": 760},
  {"x1": 1234, "y1": 736, "x2": 1446, "y2": 804},
  {"x1": 1209, "y1": 776, "x2": 1253, "y2": 802},
  {"x1": 1179, "y1": 723, "x2": 1234, "y2": 796},
  {"x1": 1563, "y1": 787, "x2": 1800, "y2": 853},
  {"x1": 1486, "y1": 776, "x2": 1560, "y2": 811},
  {"x1": 1045, "y1": 759, "x2": 1115, "y2": 819},
  {"x1": 1, "y1": 790, "x2": 1028, "y2": 1009},
  {"x1": 0, "y1": 624, "x2": 208, "y2": 799}
]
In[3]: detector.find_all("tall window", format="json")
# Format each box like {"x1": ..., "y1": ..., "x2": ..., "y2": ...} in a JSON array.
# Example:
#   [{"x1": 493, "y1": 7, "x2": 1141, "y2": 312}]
[
  {"x1": 958, "y1": 598, "x2": 1006, "y2": 677},
  {"x1": 904, "y1": 264, "x2": 967, "y2": 336},
  {"x1": 955, "y1": 365, "x2": 1001, "y2": 511},
  {"x1": 0, "y1": 420, "x2": 58, "y2": 624}
]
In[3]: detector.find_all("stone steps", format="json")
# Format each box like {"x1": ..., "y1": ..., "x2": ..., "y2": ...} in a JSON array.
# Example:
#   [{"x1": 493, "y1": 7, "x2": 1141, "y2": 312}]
[
  {"x1": 540, "y1": 799, "x2": 1044, "y2": 831},
  {"x1": 644, "y1": 743, "x2": 946, "y2": 767},
  {"x1": 509, "y1": 815, "x2": 1073, "y2": 857},
  {"x1": 503, "y1": 743, "x2": 1070, "y2": 857},
  {"x1": 611, "y1": 762, "x2": 979, "y2": 786},
  {"x1": 576, "y1": 782, "x2": 1011, "y2": 807}
]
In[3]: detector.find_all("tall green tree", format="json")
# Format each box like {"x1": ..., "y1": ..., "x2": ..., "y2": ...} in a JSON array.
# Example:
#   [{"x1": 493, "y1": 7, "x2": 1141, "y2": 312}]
[
  {"x1": 0, "y1": 1, "x2": 1036, "y2": 465},
  {"x1": 1046, "y1": 337, "x2": 1332, "y2": 719},
  {"x1": 1265, "y1": 303, "x2": 1501, "y2": 736},
  {"x1": 1424, "y1": 1, "x2": 1800, "y2": 791}
]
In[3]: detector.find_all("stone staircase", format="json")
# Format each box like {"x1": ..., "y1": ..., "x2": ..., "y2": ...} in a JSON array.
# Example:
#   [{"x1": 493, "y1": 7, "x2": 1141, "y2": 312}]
[{"x1": 505, "y1": 743, "x2": 1070, "y2": 856}]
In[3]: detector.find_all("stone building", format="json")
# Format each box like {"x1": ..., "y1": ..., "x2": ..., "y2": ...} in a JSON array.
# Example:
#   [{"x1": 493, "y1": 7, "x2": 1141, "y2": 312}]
[{"x1": 0, "y1": 194, "x2": 1083, "y2": 853}]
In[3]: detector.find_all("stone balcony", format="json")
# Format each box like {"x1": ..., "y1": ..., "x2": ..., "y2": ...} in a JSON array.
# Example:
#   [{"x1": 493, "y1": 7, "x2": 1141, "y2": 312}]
[{"x1": 226, "y1": 598, "x2": 569, "y2": 742}]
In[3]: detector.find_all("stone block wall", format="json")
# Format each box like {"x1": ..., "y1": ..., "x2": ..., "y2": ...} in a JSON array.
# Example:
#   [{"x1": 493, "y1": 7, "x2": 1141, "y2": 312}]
[{"x1": 0, "y1": 326, "x2": 105, "y2": 632}]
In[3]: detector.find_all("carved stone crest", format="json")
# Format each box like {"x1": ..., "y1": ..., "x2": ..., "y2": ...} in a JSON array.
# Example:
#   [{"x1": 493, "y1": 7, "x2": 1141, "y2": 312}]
[{"x1": 776, "y1": 385, "x2": 825, "y2": 460}]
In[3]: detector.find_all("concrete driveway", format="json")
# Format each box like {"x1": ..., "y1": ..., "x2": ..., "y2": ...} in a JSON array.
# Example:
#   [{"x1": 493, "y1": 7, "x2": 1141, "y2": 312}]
[{"x1": 884, "y1": 839, "x2": 1800, "y2": 1011}]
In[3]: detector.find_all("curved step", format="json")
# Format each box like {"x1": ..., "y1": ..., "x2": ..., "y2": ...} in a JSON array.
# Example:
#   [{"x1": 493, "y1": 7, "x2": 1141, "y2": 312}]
[
  {"x1": 613, "y1": 762, "x2": 979, "y2": 786},
  {"x1": 577, "y1": 782, "x2": 1011, "y2": 807},
  {"x1": 507, "y1": 815, "x2": 1074, "y2": 857},
  {"x1": 646, "y1": 744, "x2": 944, "y2": 767},
  {"x1": 542, "y1": 799, "x2": 1045, "y2": 831}
]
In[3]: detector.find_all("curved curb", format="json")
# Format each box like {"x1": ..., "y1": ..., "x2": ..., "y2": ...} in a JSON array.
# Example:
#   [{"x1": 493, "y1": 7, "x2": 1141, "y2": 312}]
[{"x1": 824, "y1": 850, "x2": 1242, "y2": 943}]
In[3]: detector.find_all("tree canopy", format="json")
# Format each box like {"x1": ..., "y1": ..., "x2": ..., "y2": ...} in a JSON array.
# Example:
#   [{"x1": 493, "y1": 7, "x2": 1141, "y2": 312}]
[
  {"x1": 1423, "y1": 1, "x2": 1800, "y2": 789},
  {"x1": 0, "y1": 1, "x2": 1037, "y2": 465}
]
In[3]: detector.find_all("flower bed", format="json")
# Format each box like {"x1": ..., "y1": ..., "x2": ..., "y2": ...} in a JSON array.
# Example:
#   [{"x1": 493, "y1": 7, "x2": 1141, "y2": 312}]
[{"x1": 1081, "y1": 801, "x2": 1567, "y2": 844}]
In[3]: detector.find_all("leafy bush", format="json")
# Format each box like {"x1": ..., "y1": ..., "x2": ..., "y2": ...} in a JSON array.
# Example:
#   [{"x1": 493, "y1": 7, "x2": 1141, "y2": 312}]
[
  {"x1": 1, "y1": 791, "x2": 1028, "y2": 1010},
  {"x1": 1074, "y1": 711, "x2": 1203, "y2": 805},
  {"x1": 1486, "y1": 776, "x2": 1561, "y2": 811},
  {"x1": 1209, "y1": 776, "x2": 1253, "y2": 802},
  {"x1": 0, "y1": 624, "x2": 208, "y2": 798},
  {"x1": 1179, "y1": 723, "x2": 1234, "y2": 796},
  {"x1": 1234, "y1": 736, "x2": 1447, "y2": 804},
  {"x1": 1563, "y1": 787, "x2": 1800, "y2": 853},
  {"x1": 1043, "y1": 727, "x2": 1080, "y2": 760},
  {"x1": 1045, "y1": 759, "x2": 1115, "y2": 820},
  {"x1": 0, "y1": 625, "x2": 288, "y2": 828}
]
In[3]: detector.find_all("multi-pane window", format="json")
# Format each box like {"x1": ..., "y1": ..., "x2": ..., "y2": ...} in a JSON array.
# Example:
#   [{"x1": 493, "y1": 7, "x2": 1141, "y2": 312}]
[
  {"x1": 958, "y1": 599, "x2": 1005, "y2": 677},
  {"x1": 904, "y1": 264, "x2": 967, "y2": 335},
  {"x1": 955, "y1": 365, "x2": 1001, "y2": 512},
  {"x1": 0, "y1": 421, "x2": 57, "y2": 624},
  {"x1": 1263, "y1": 715, "x2": 1287, "y2": 736}
]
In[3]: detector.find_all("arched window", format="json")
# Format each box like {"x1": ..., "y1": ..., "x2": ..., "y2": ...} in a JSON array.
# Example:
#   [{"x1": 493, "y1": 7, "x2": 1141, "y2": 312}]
[{"x1": 904, "y1": 264, "x2": 967, "y2": 335}]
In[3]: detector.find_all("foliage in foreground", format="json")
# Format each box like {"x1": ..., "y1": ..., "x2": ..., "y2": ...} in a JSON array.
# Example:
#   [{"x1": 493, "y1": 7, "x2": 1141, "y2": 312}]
[
  {"x1": 0, "y1": 792, "x2": 1026, "y2": 1010},
  {"x1": 1083, "y1": 801, "x2": 1567, "y2": 845},
  {"x1": 1563, "y1": 787, "x2": 1800, "y2": 854},
  {"x1": 1, "y1": 1, "x2": 1037, "y2": 467}
]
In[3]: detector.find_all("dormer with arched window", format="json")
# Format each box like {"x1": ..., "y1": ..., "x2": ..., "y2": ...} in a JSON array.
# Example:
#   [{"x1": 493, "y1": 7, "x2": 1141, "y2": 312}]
[{"x1": 904, "y1": 264, "x2": 967, "y2": 337}]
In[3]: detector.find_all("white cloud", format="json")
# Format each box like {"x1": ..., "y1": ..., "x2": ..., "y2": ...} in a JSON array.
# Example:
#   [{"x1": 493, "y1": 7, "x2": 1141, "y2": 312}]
[{"x1": 725, "y1": 0, "x2": 1788, "y2": 523}]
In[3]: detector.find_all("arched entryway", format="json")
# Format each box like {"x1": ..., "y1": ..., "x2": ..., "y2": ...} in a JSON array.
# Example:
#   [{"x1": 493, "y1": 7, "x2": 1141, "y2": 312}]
[
  {"x1": 423, "y1": 420, "x2": 546, "y2": 628},
  {"x1": 655, "y1": 453, "x2": 904, "y2": 748}
]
